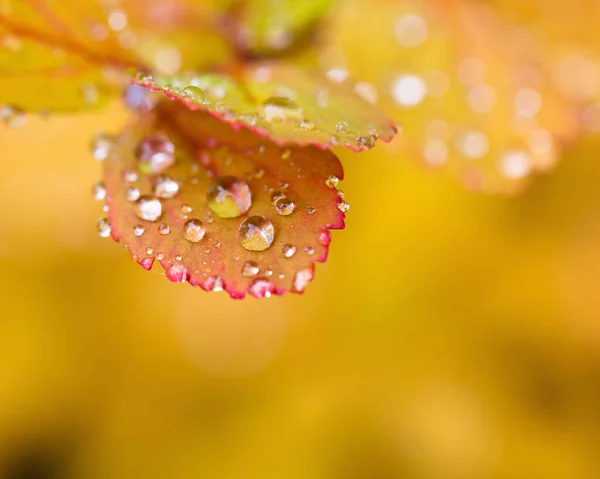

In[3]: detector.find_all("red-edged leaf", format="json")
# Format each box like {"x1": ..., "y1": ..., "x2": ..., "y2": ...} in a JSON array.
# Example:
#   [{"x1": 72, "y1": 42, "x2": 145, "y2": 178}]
[
  {"x1": 325, "y1": 0, "x2": 583, "y2": 194},
  {"x1": 133, "y1": 62, "x2": 398, "y2": 152},
  {"x1": 0, "y1": 0, "x2": 231, "y2": 112},
  {"x1": 100, "y1": 100, "x2": 346, "y2": 298}
]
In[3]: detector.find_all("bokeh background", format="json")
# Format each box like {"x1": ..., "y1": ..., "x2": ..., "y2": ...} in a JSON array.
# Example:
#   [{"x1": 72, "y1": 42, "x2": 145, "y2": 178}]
[{"x1": 3, "y1": 0, "x2": 600, "y2": 478}]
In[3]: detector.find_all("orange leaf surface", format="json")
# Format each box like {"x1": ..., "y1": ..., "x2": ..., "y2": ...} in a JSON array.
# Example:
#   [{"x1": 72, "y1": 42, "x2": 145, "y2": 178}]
[
  {"x1": 133, "y1": 62, "x2": 398, "y2": 152},
  {"x1": 100, "y1": 100, "x2": 346, "y2": 298}
]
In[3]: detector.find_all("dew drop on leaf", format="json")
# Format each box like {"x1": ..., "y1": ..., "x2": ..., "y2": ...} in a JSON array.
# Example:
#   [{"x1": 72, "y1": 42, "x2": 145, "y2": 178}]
[
  {"x1": 154, "y1": 176, "x2": 179, "y2": 198},
  {"x1": 271, "y1": 190, "x2": 286, "y2": 204},
  {"x1": 260, "y1": 96, "x2": 303, "y2": 122},
  {"x1": 91, "y1": 133, "x2": 113, "y2": 161},
  {"x1": 126, "y1": 186, "x2": 141, "y2": 202},
  {"x1": 239, "y1": 216, "x2": 275, "y2": 251},
  {"x1": 183, "y1": 218, "x2": 206, "y2": 243},
  {"x1": 136, "y1": 133, "x2": 175, "y2": 175},
  {"x1": 325, "y1": 175, "x2": 339, "y2": 188},
  {"x1": 283, "y1": 244, "x2": 296, "y2": 258},
  {"x1": 183, "y1": 85, "x2": 206, "y2": 104},
  {"x1": 133, "y1": 225, "x2": 145, "y2": 236},
  {"x1": 207, "y1": 176, "x2": 252, "y2": 218},
  {"x1": 134, "y1": 196, "x2": 162, "y2": 222},
  {"x1": 97, "y1": 218, "x2": 111, "y2": 238},
  {"x1": 337, "y1": 200, "x2": 350, "y2": 213},
  {"x1": 158, "y1": 223, "x2": 170, "y2": 235},
  {"x1": 275, "y1": 197, "x2": 295, "y2": 216},
  {"x1": 242, "y1": 260, "x2": 260, "y2": 277},
  {"x1": 306, "y1": 206, "x2": 316, "y2": 215},
  {"x1": 123, "y1": 169, "x2": 138, "y2": 182},
  {"x1": 92, "y1": 181, "x2": 106, "y2": 201}
]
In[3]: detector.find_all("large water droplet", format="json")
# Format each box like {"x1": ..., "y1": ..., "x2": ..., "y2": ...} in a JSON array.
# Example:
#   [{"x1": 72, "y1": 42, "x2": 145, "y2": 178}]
[
  {"x1": 97, "y1": 218, "x2": 111, "y2": 237},
  {"x1": 239, "y1": 216, "x2": 274, "y2": 251},
  {"x1": 92, "y1": 181, "x2": 106, "y2": 201},
  {"x1": 183, "y1": 219, "x2": 205, "y2": 243},
  {"x1": 242, "y1": 261, "x2": 259, "y2": 277},
  {"x1": 154, "y1": 176, "x2": 179, "y2": 198},
  {"x1": 134, "y1": 196, "x2": 162, "y2": 222},
  {"x1": 260, "y1": 97, "x2": 303, "y2": 122},
  {"x1": 207, "y1": 176, "x2": 252, "y2": 218},
  {"x1": 183, "y1": 85, "x2": 206, "y2": 104},
  {"x1": 275, "y1": 197, "x2": 295, "y2": 216},
  {"x1": 136, "y1": 133, "x2": 175, "y2": 174}
]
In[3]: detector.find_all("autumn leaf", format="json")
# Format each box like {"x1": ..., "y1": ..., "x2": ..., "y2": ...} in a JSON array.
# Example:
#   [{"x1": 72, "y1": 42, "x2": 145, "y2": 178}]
[
  {"x1": 324, "y1": 0, "x2": 584, "y2": 194},
  {"x1": 99, "y1": 99, "x2": 346, "y2": 298},
  {"x1": 0, "y1": 0, "x2": 230, "y2": 113},
  {"x1": 133, "y1": 62, "x2": 398, "y2": 152}
]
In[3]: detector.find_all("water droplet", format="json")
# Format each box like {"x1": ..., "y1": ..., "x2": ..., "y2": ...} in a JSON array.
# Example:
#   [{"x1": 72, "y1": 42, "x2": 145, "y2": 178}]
[
  {"x1": 136, "y1": 133, "x2": 175, "y2": 175},
  {"x1": 283, "y1": 244, "x2": 296, "y2": 258},
  {"x1": 271, "y1": 191, "x2": 286, "y2": 204},
  {"x1": 305, "y1": 246, "x2": 315, "y2": 255},
  {"x1": 97, "y1": 218, "x2": 111, "y2": 238},
  {"x1": 337, "y1": 200, "x2": 350, "y2": 213},
  {"x1": 292, "y1": 268, "x2": 313, "y2": 293},
  {"x1": 175, "y1": 254, "x2": 183, "y2": 261},
  {"x1": 146, "y1": 247, "x2": 153, "y2": 255},
  {"x1": 281, "y1": 149, "x2": 292, "y2": 160},
  {"x1": 126, "y1": 187, "x2": 140, "y2": 202},
  {"x1": 183, "y1": 85, "x2": 206, "y2": 104},
  {"x1": 91, "y1": 133, "x2": 113, "y2": 160},
  {"x1": 335, "y1": 122, "x2": 349, "y2": 133},
  {"x1": 248, "y1": 278, "x2": 275, "y2": 299},
  {"x1": 133, "y1": 225, "x2": 145, "y2": 236},
  {"x1": 260, "y1": 97, "x2": 303, "y2": 122},
  {"x1": 92, "y1": 181, "x2": 106, "y2": 200},
  {"x1": 158, "y1": 223, "x2": 170, "y2": 235},
  {"x1": 123, "y1": 169, "x2": 138, "y2": 182},
  {"x1": 207, "y1": 176, "x2": 252, "y2": 218},
  {"x1": 242, "y1": 261, "x2": 260, "y2": 277},
  {"x1": 357, "y1": 135, "x2": 377, "y2": 149},
  {"x1": 306, "y1": 206, "x2": 316, "y2": 215},
  {"x1": 239, "y1": 216, "x2": 274, "y2": 251},
  {"x1": 299, "y1": 120, "x2": 314, "y2": 130},
  {"x1": 136, "y1": 72, "x2": 153, "y2": 85},
  {"x1": 154, "y1": 176, "x2": 179, "y2": 198},
  {"x1": 156, "y1": 252, "x2": 165, "y2": 260},
  {"x1": 181, "y1": 204, "x2": 192, "y2": 214},
  {"x1": 0, "y1": 105, "x2": 26, "y2": 127},
  {"x1": 325, "y1": 175, "x2": 339, "y2": 188},
  {"x1": 275, "y1": 197, "x2": 295, "y2": 216},
  {"x1": 183, "y1": 219, "x2": 205, "y2": 243},
  {"x1": 134, "y1": 196, "x2": 162, "y2": 222}
]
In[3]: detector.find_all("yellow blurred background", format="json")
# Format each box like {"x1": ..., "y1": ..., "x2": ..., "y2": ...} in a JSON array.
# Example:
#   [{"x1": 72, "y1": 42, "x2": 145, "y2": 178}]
[{"x1": 3, "y1": 0, "x2": 600, "y2": 477}]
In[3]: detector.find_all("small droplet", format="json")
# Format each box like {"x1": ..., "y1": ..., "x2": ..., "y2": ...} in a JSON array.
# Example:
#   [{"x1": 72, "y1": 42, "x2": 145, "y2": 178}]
[
  {"x1": 357, "y1": 135, "x2": 376, "y2": 149},
  {"x1": 292, "y1": 268, "x2": 313, "y2": 293},
  {"x1": 0, "y1": 105, "x2": 26, "y2": 127},
  {"x1": 335, "y1": 122, "x2": 349, "y2": 133},
  {"x1": 123, "y1": 169, "x2": 138, "y2": 182},
  {"x1": 126, "y1": 187, "x2": 140, "y2": 202},
  {"x1": 242, "y1": 261, "x2": 260, "y2": 277},
  {"x1": 136, "y1": 72, "x2": 153, "y2": 85},
  {"x1": 92, "y1": 181, "x2": 106, "y2": 200},
  {"x1": 207, "y1": 176, "x2": 252, "y2": 218},
  {"x1": 158, "y1": 223, "x2": 170, "y2": 235},
  {"x1": 145, "y1": 247, "x2": 153, "y2": 255},
  {"x1": 283, "y1": 244, "x2": 296, "y2": 258},
  {"x1": 281, "y1": 148, "x2": 292, "y2": 160},
  {"x1": 239, "y1": 216, "x2": 275, "y2": 251},
  {"x1": 325, "y1": 175, "x2": 339, "y2": 188},
  {"x1": 260, "y1": 97, "x2": 303, "y2": 122},
  {"x1": 175, "y1": 255, "x2": 183, "y2": 261},
  {"x1": 337, "y1": 200, "x2": 350, "y2": 213},
  {"x1": 156, "y1": 252, "x2": 165, "y2": 260},
  {"x1": 306, "y1": 206, "x2": 316, "y2": 215},
  {"x1": 299, "y1": 120, "x2": 314, "y2": 130},
  {"x1": 183, "y1": 219, "x2": 205, "y2": 243},
  {"x1": 154, "y1": 176, "x2": 179, "y2": 198},
  {"x1": 275, "y1": 197, "x2": 295, "y2": 216},
  {"x1": 134, "y1": 196, "x2": 162, "y2": 222},
  {"x1": 133, "y1": 225, "x2": 145, "y2": 236},
  {"x1": 183, "y1": 85, "x2": 206, "y2": 104},
  {"x1": 97, "y1": 218, "x2": 111, "y2": 238},
  {"x1": 305, "y1": 246, "x2": 315, "y2": 255},
  {"x1": 136, "y1": 133, "x2": 175, "y2": 175},
  {"x1": 91, "y1": 133, "x2": 113, "y2": 161},
  {"x1": 181, "y1": 204, "x2": 193, "y2": 214}
]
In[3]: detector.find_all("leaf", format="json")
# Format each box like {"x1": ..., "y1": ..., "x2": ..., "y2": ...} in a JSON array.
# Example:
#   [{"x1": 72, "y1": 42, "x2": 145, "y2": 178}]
[
  {"x1": 325, "y1": 0, "x2": 584, "y2": 194},
  {"x1": 101, "y1": 99, "x2": 346, "y2": 298},
  {"x1": 133, "y1": 62, "x2": 398, "y2": 152},
  {"x1": 230, "y1": 0, "x2": 336, "y2": 56},
  {"x1": 0, "y1": 0, "x2": 231, "y2": 113}
]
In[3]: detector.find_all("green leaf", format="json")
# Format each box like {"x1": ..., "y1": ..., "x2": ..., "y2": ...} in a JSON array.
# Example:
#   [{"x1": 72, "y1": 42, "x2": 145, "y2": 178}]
[
  {"x1": 99, "y1": 99, "x2": 347, "y2": 298},
  {"x1": 133, "y1": 62, "x2": 398, "y2": 151}
]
